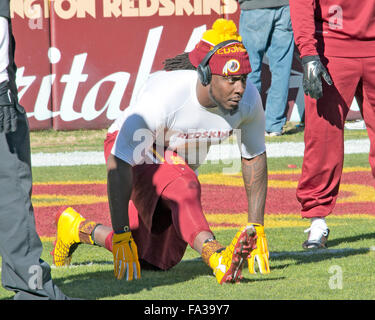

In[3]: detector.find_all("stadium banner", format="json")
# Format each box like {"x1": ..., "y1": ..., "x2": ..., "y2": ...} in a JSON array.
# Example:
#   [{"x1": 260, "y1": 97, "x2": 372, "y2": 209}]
[{"x1": 10, "y1": 0, "x2": 359, "y2": 131}]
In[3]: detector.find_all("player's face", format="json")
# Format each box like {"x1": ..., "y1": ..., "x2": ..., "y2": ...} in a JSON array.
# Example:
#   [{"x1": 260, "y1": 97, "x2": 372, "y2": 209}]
[{"x1": 209, "y1": 74, "x2": 247, "y2": 115}]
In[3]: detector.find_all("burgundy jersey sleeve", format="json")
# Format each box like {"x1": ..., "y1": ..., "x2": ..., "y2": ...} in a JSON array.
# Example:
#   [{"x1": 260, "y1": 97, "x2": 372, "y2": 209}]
[{"x1": 290, "y1": 0, "x2": 318, "y2": 58}]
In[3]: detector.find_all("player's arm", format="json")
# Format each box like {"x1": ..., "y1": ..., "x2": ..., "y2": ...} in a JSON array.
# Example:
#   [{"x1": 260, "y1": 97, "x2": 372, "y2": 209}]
[
  {"x1": 106, "y1": 154, "x2": 141, "y2": 281},
  {"x1": 238, "y1": 85, "x2": 270, "y2": 273},
  {"x1": 105, "y1": 84, "x2": 169, "y2": 280},
  {"x1": 106, "y1": 103, "x2": 163, "y2": 280},
  {"x1": 107, "y1": 154, "x2": 132, "y2": 234},
  {"x1": 237, "y1": 85, "x2": 268, "y2": 224},
  {"x1": 107, "y1": 110, "x2": 159, "y2": 233},
  {"x1": 241, "y1": 152, "x2": 267, "y2": 225},
  {"x1": 241, "y1": 153, "x2": 270, "y2": 274}
]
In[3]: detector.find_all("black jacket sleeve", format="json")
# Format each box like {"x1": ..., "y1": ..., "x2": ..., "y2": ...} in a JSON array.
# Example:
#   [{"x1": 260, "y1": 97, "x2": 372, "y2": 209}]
[{"x1": 0, "y1": 0, "x2": 10, "y2": 20}]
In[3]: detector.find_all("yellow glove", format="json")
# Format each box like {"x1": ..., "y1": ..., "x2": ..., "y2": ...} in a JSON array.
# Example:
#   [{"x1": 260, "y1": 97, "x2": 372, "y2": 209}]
[
  {"x1": 247, "y1": 224, "x2": 270, "y2": 274},
  {"x1": 112, "y1": 231, "x2": 141, "y2": 280}
]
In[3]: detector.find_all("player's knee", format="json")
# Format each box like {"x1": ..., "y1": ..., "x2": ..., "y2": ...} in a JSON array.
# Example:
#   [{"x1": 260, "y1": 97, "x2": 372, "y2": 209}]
[{"x1": 173, "y1": 175, "x2": 201, "y2": 204}]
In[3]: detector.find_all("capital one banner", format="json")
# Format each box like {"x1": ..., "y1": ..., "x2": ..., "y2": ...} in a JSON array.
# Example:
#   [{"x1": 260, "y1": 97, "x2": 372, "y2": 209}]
[{"x1": 9, "y1": 0, "x2": 361, "y2": 131}]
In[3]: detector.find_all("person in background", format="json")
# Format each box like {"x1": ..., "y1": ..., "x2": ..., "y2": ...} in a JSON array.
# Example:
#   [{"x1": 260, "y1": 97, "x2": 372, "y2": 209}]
[
  {"x1": 238, "y1": 0, "x2": 295, "y2": 136},
  {"x1": 289, "y1": 0, "x2": 375, "y2": 249},
  {"x1": 0, "y1": 0, "x2": 71, "y2": 299}
]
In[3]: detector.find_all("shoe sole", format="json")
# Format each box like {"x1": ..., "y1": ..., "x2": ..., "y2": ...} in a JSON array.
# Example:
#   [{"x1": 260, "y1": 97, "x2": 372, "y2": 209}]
[{"x1": 220, "y1": 225, "x2": 257, "y2": 284}]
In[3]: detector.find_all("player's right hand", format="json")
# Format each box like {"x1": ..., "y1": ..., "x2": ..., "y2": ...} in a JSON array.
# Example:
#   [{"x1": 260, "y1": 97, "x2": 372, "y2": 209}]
[
  {"x1": 302, "y1": 55, "x2": 333, "y2": 100},
  {"x1": 112, "y1": 231, "x2": 141, "y2": 280}
]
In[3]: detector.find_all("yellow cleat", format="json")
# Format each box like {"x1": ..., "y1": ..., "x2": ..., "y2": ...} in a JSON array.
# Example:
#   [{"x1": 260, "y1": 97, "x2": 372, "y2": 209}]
[
  {"x1": 208, "y1": 225, "x2": 257, "y2": 284},
  {"x1": 52, "y1": 207, "x2": 97, "y2": 267}
]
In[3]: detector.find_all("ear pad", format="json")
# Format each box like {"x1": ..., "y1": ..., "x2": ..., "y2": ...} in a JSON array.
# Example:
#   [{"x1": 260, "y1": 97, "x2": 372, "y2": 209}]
[
  {"x1": 197, "y1": 39, "x2": 241, "y2": 87},
  {"x1": 197, "y1": 63, "x2": 211, "y2": 87}
]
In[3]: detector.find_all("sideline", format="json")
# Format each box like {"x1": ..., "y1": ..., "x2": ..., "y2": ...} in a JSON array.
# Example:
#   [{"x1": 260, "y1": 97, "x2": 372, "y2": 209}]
[{"x1": 31, "y1": 139, "x2": 370, "y2": 167}]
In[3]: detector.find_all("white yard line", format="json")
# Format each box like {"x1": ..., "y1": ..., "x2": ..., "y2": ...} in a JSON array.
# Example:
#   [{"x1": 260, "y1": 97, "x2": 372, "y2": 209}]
[
  {"x1": 31, "y1": 151, "x2": 106, "y2": 167},
  {"x1": 31, "y1": 139, "x2": 370, "y2": 167}
]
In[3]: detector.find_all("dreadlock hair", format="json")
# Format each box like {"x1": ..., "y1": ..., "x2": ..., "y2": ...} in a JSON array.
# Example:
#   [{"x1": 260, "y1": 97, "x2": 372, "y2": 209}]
[{"x1": 163, "y1": 52, "x2": 196, "y2": 71}]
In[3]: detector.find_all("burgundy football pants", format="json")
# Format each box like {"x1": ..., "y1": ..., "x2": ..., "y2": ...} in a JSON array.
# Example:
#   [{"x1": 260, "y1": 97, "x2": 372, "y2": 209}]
[{"x1": 297, "y1": 55, "x2": 375, "y2": 218}]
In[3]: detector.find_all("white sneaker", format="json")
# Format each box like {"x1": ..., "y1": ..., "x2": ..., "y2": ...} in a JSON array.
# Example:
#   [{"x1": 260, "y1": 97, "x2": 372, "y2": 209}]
[
  {"x1": 265, "y1": 131, "x2": 282, "y2": 137},
  {"x1": 302, "y1": 218, "x2": 329, "y2": 249}
]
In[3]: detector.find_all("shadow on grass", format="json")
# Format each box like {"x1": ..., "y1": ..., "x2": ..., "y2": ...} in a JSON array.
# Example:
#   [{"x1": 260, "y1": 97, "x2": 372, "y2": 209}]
[
  {"x1": 327, "y1": 232, "x2": 375, "y2": 247},
  {"x1": 49, "y1": 257, "x2": 285, "y2": 300},
  {"x1": 50, "y1": 259, "x2": 216, "y2": 300},
  {"x1": 268, "y1": 228, "x2": 375, "y2": 269},
  {"x1": 270, "y1": 247, "x2": 371, "y2": 269},
  {"x1": 237, "y1": 276, "x2": 286, "y2": 284}
]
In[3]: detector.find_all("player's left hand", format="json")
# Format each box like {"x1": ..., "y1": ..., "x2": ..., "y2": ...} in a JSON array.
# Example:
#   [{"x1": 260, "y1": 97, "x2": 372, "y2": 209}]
[
  {"x1": 112, "y1": 231, "x2": 141, "y2": 280},
  {"x1": 247, "y1": 223, "x2": 270, "y2": 274},
  {"x1": 301, "y1": 55, "x2": 333, "y2": 100}
]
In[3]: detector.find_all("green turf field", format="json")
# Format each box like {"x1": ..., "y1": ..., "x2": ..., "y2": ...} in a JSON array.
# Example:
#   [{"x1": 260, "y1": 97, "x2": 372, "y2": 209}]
[{"x1": 0, "y1": 125, "x2": 374, "y2": 300}]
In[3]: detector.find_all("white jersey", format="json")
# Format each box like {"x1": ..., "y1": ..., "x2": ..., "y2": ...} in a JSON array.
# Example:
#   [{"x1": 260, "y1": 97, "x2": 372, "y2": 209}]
[
  {"x1": 0, "y1": 17, "x2": 9, "y2": 83},
  {"x1": 109, "y1": 70, "x2": 266, "y2": 170}
]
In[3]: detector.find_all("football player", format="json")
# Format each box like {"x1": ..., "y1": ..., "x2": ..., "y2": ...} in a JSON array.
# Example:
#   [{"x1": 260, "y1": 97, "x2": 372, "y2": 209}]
[{"x1": 53, "y1": 19, "x2": 270, "y2": 284}]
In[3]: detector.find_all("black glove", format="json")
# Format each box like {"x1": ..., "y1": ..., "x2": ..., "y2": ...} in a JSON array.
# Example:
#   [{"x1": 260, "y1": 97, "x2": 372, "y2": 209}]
[
  {"x1": 0, "y1": 81, "x2": 24, "y2": 133},
  {"x1": 302, "y1": 55, "x2": 333, "y2": 100}
]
